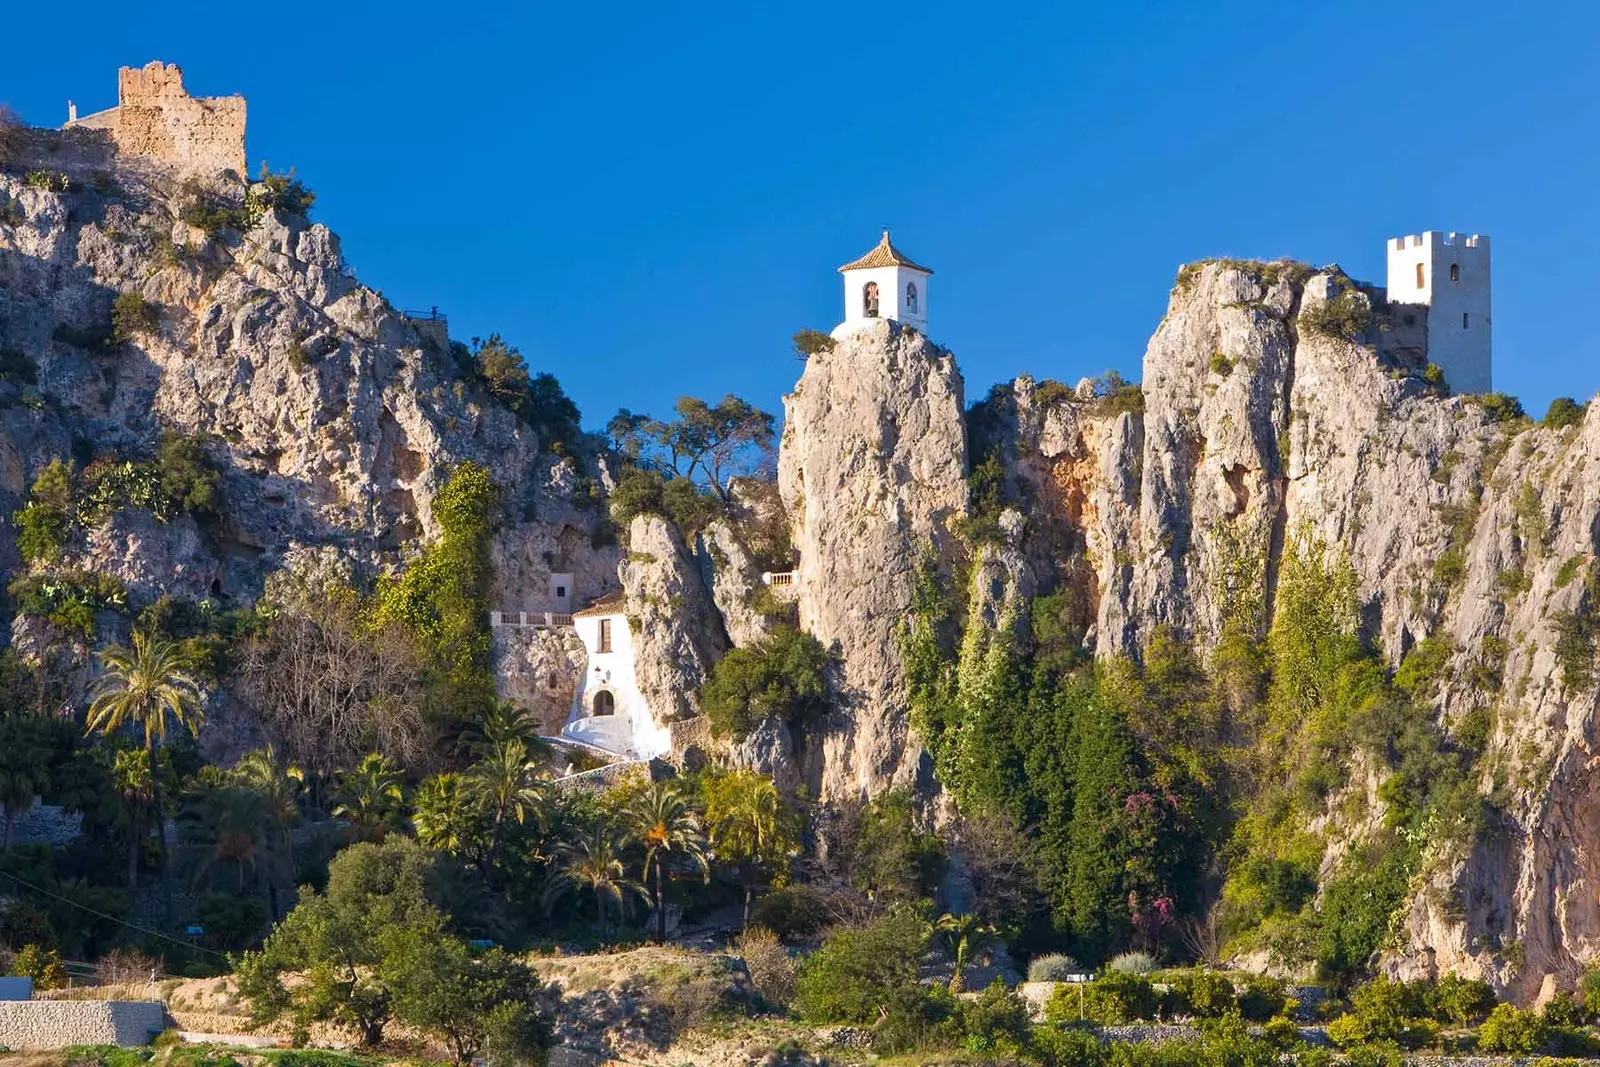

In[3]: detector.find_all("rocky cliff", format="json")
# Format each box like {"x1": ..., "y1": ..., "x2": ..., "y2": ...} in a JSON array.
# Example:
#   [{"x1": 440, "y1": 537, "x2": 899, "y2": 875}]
[
  {"x1": 0, "y1": 125, "x2": 616, "y2": 743},
  {"x1": 768, "y1": 260, "x2": 1600, "y2": 998},
  {"x1": 778, "y1": 320, "x2": 968, "y2": 801}
]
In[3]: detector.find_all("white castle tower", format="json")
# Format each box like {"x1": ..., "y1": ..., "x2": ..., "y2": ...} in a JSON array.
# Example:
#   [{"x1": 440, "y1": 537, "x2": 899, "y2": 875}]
[
  {"x1": 1386, "y1": 231, "x2": 1492, "y2": 394},
  {"x1": 831, "y1": 230, "x2": 933, "y2": 340}
]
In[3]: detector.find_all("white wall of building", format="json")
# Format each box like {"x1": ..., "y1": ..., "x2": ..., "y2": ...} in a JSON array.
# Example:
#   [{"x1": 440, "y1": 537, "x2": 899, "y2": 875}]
[
  {"x1": 548, "y1": 573, "x2": 574, "y2": 613},
  {"x1": 832, "y1": 264, "x2": 930, "y2": 339},
  {"x1": 1385, "y1": 231, "x2": 1492, "y2": 394},
  {"x1": 561, "y1": 612, "x2": 670, "y2": 759}
]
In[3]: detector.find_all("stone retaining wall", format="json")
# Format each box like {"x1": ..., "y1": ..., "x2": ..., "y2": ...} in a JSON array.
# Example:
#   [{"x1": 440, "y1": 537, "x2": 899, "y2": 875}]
[{"x1": 0, "y1": 1000, "x2": 168, "y2": 1049}]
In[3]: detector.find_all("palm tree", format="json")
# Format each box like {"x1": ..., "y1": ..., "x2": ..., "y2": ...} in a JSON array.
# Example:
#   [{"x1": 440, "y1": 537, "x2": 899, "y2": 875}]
[
  {"x1": 706, "y1": 771, "x2": 785, "y2": 929},
  {"x1": 936, "y1": 912, "x2": 996, "y2": 993},
  {"x1": 179, "y1": 783, "x2": 271, "y2": 892},
  {"x1": 87, "y1": 632, "x2": 205, "y2": 924},
  {"x1": 332, "y1": 753, "x2": 405, "y2": 841},
  {"x1": 457, "y1": 701, "x2": 550, "y2": 758},
  {"x1": 543, "y1": 820, "x2": 648, "y2": 942},
  {"x1": 112, "y1": 748, "x2": 153, "y2": 888},
  {"x1": 467, "y1": 736, "x2": 548, "y2": 871},
  {"x1": 0, "y1": 715, "x2": 57, "y2": 845},
  {"x1": 624, "y1": 781, "x2": 709, "y2": 944},
  {"x1": 413, "y1": 771, "x2": 483, "y2": 856},
  {"x1": 230, "y1": 746, "x2": 303, "y2": 918}
]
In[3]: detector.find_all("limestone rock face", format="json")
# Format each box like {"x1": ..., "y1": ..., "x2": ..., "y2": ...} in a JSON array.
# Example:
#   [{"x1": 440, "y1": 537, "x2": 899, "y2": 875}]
[
  {"x1": 974, "y1": 260, "x2": 1600, "y2": 999},
  {"x1": 0, "y1": 141, "x2": 617, "y2": 744},
  {"x1": 492, "y1": 627, "x2": 588, "y2": 736},
  {"x1": 698, "y1": 520, "x2": 775, "y2": 649},
  {"x1": 778, "y1": 320, "x2": 968, "y2": 800},
  {"x1": 620, "y1": 515, "x2": 728, "y2": 723}
]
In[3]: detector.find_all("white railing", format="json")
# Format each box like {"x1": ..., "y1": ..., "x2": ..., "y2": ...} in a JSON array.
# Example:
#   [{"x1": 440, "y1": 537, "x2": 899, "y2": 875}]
[
  {"x1": 760, "y1": 572, "x2": 800, "y2": 600},
  {"x1": 489, "y1": 610, "x2": 575, "y2": 630}
]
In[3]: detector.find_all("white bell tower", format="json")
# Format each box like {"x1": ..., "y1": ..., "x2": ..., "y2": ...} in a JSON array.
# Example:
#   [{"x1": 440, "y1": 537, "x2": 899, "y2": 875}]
[{"x1": 831, "y1": 230, "x2": 933, "y2": 340}]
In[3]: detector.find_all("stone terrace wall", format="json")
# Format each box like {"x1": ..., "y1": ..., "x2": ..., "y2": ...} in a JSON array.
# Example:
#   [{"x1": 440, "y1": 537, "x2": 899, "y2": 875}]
[{"x1": 0, "y1": 1000, "x2": 168, "y2": 1049}]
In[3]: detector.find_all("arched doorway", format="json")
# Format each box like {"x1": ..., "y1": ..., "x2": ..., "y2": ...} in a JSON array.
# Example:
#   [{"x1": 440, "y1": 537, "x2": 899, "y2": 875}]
[{"x1": 592, "y1": 690, "x2": 616, "y2": 716}]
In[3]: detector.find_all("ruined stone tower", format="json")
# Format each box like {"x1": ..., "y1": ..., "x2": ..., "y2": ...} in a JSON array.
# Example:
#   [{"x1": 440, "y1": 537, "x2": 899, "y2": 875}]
[{"x1": 64, "y1": 62, "x2": 246, "y2": 176}]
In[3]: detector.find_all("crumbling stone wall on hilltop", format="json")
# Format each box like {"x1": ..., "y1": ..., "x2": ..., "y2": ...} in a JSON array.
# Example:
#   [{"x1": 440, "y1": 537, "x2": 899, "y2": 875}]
[{"x1": 67, "y1": 62, "x2": 245, "y2": 176}]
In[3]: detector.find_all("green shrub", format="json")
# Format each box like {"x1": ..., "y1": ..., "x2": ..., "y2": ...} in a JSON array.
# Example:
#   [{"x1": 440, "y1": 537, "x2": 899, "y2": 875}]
[
  {"x1": 14, "y1": 460, "x2": 73, "y2": 565},
  {"x1": 1029, "y1": 1025, "x2": 1106, "y2": 1067},
  {"x1": 1054, "y1": 972, "x2": 1157, "y2": 1024},
  {"x1": 110, "y1": 291, "x2": 159, "y2": 344},
  {"x1": 1261, "y1": 1015, "x2": 1303, "y2": 1048},
  {"x1": 748, "y1": 885, "x2": 831, "y2": 944},
  {"x1": 1326, "y1": 978, "x2": 1438, "y2": 1050},
  {"x1": 957, "y1": 979, "x2": 1031, "y2": 1053},
  {"x1": 1553, "y1": 608, "x2": 1597, "y2": 692},
  {"x1": 1541, "y1": 991, "x2": 1584, "y2": 1027},
  {"x1": 609, "y1": 467, "x2": 723, "y2": 537},
  {"x1": 1475, "y1": 392, "x2": 1527, "y2": 424},
  {"x1": 1209, "y1": 352, "x2": 1234, "y2": 376},
  {"x1": 701, "y1": 625, "x2": 830, "y2": 740},
  {"x1": 1556, "y1": 555, "x2": 1588, "y2": 589},
  {"x1": 1428, "y1": 972, "x2": 1496, "y2": 1025},
  {"x1": 791, "y1": 329, "x2": 835, "y2": 359},
  {"x1": 9, "y1": 570, "x2": 130, "y2": 638},
  {"x1": 1582, "y1": 963, "x2": 1600, "y2": 1018},
  {"x1": 178, "y1": 179, "x2": 249, "y2": 235},
  {"x1": 1107, "y1": 950, "x2": 1157, "y2": 974},
  {"x1": 871, "y1": 982, "x2": 959, "y2": 1054},
  {"x1": 1543, "y1": 397, "x2": 1587, "y2": 430},
  {"x1": 1164, "y1": 969, "x2": 1236, "y2": 1019},
  {"x1": 1477, "y1": 1003, "x2": 1548, "y2": 1053},
  {"x1": 156, "y1": 432, "x2": 224, "y2": 523},
  {"x1": 1547, "y1": 1025, "x2": 1600, "y2": 1056},
  {"x1": 24, "y1": 170, "x2": 69, "y2": 193},
  {"x1": 14, "y1": 500, "x2": 68, "y2": 564},
  {"x1": 1344, "y1": 1042, "x2": 1407, "y2": 1067},
  {"x1": 792, "y1": 909, "x2": 929, "y2": 1024},
  {"x1": 250, "y1": 165, "x2": 316, "y2": 219},
  {"x1": 1236, "y1": 973, "x2": 1293, "y2": 1022},
  {"x1": 1301, "y1": 290, "x2": 1370, "y2": 341},
  {"x1": 13, "y1": 943, "x2": 67, "y2": 989},
  {"x1": 1027, "y1": 952, "x2": 1081, "y2": 983}
]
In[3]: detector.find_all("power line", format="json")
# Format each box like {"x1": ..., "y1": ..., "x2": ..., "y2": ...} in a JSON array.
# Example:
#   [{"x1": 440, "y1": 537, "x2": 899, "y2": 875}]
[{"x1": 0, "y1": 870, "x2": 230, "y2": 960}]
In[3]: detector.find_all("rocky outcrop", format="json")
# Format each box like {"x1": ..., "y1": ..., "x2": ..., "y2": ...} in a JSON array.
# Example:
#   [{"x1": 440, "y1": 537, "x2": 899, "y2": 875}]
[
  {"x1": 620, "y1": 515, "x2": 728, "y2": 722},
  {"x1": 0, "y1": 129, "x2": 616, "y2": 740},
  {"x1": 968, "y1": 260, "x2": 1600, "y2": 1000},
  {"x1": 698, "y1": 520, "x2": 775, "y2": 649},
  {"x1": 492, "y1": 626, "x2": 588, "y2": 735},
  {"x1": 778, "y1": 319, "x2": 968, "y2": 800}
]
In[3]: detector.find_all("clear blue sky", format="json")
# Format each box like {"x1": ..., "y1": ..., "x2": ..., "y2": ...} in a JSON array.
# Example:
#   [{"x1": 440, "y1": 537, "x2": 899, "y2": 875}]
[{"x1": 5, "y1": 2, "x2": 1596, "y2": 427}]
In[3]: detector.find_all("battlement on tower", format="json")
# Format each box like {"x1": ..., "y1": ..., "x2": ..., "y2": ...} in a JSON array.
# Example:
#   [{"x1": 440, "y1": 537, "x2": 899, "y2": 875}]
[
  {"x1": 64, "y1": 62, "x2": 245, "y2": 176},
  {"x1": 1390, "y1": 232, "x2": 1489, "y2": 253}
]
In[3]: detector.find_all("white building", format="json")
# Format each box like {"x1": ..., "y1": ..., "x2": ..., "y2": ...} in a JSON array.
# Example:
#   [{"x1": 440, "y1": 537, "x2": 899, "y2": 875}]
[
  {"x1": 560, "y1": 593, "x2": 671, "y2": 760},
  {"x1": 1385, "y1": 231, "x2": 1492, "y2": 394},
  {"x1": 831, "y1": 230, "x2": 933, "y2": 340}
]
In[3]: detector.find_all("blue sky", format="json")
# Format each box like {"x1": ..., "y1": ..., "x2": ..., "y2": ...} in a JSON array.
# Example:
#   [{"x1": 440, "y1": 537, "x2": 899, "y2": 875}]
[{"x1": 5, "y1": 2, "x2": 1596, "y2": 427}]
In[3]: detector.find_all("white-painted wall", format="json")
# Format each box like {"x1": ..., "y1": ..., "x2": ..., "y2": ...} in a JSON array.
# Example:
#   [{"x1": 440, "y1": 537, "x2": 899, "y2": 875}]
[
  {"x1": 561, "y1": 612, "x2": 670, "y2": 759},
  {"x1": 548, "y1": 572, "x2": 574, "y2": 613},
  {"x1": 832, "y1": 264, "x2": 930, "y2": 340},
  {"x1": 1385, "y1": 231, "x2": 1492, "y2": 394}
]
